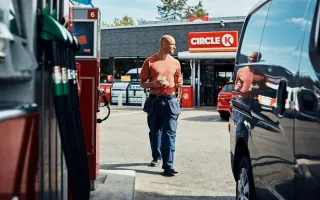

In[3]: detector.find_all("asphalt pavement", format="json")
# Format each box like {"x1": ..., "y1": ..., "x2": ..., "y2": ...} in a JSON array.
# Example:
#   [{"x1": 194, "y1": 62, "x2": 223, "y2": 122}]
[{"x1": 95, "y1": 105, "x2": 236, "y2": 200}]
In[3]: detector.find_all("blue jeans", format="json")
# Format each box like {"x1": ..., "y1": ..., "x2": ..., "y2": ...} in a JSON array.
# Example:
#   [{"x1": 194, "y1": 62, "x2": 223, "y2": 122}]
[
  {"x1": 232, "y1": 97, "x2": 250, "y2": 123},
  {"x1": 143, "y1": 94, "x2": 181, "y2": 169}
]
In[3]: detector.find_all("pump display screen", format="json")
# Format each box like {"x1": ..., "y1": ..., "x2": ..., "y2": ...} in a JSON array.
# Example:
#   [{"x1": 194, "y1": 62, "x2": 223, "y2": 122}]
[{"x1": 73, "y1": 21, "x2": 95, "y2": 57}]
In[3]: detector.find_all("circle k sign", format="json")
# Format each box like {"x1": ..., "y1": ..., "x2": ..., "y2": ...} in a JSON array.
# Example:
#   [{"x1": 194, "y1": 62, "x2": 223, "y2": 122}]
[
  {"x1": 188, "y1": 31, "x2": 238, "y2": 52},
  {"x1": 221, "y1": 34, "x2": 234, "y2": 47}
]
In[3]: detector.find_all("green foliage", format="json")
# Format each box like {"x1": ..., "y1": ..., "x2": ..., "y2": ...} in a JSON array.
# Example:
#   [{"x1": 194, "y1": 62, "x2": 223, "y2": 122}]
[
  {"x1": 157, "y1": 0, "x2": 208, "y2": 20},
  {"x1": 185, "y1": 1, "x2": 209, "y2": 18},
  {"x1": 111, "y1": 15, "x2": 135, "y2": 26},
  {"x1": 102, "y1": 15, "x2": 136, "y2": 27}
]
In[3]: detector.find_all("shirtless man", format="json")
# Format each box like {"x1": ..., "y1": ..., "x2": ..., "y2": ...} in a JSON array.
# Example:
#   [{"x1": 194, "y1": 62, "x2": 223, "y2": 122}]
[
  {"x1": 140, "y1": 35, "x2": 183, "y2": 176},
  {"x1": 234, "y1": 52, "x2": 261, "y2": 98},
  {"x1": 232, "y1": 51, "x2": 264, "y2": 123},
  {"x1": 234, "y1": 51, "x2": 266, "y2": 96}
]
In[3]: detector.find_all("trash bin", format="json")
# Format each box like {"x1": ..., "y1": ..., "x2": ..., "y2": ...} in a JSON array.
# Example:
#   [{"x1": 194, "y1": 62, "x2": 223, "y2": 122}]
[{"x1": 181, "y1": 86, "x2": 194, "y2": 108}]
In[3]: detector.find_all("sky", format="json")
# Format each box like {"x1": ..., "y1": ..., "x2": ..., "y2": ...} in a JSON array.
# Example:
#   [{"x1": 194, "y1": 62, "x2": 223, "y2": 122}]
[{"x1": 86, "y1": 0, "x2": 259, "y2": 24}]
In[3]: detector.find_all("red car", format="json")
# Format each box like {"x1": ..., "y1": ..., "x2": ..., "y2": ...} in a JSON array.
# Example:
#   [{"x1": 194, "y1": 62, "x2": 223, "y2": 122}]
[{"x1": 217, "y1": 81, "x2": 233, "y2": 120}]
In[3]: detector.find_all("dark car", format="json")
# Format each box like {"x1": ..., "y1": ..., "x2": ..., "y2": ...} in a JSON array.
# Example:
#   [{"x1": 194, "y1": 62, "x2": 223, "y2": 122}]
[
  {"x1": 229, "y1": 0, "x2": 320, "y2": 199},
  {"x1": 217, "y1": 81, "x2": 233, "y2": 120}
]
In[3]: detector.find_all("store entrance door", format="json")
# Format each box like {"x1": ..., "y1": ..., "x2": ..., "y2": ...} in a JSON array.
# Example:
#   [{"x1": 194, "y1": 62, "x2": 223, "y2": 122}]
[
  {"x1": 200, "y1": 63, "x2": 234, "y2": 106},
  {"x1": 214, "y1": 67, "x2": 234, "y2": 104},
  {"x1": 200, "y1": 66, "x2": 214, "y2": 106}
]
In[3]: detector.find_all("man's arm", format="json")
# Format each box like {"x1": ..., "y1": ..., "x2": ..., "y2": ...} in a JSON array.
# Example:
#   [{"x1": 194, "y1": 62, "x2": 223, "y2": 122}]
[
  {"x1": 234, "y1": 69, "x2": 241, "y2": 91},
  {"x1": 174, "y1": 60, "x2": 183, "y2": 88}
]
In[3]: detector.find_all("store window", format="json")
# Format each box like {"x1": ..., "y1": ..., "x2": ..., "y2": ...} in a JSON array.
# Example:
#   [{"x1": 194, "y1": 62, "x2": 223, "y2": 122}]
[
  {"x1": 113, "y1": 57, "x2": 138, "y2": 82},
  {"x1": 179, "y1": 60, "x2": 191, "y2": 85},
  {"x1": 237, "y1": 1, "x2": 270, "y2": 64},
  {"x1": 259, "y1": 0, "x2": 310, "y2": 73},
  {"x1": 217, "y1": 72, "x2": 233, "y2": 81},
  {"x1": 139, "y1": 57, "x2": 147, "y2": 68},
  {"x1": 100, "y1": 59, "x2": 109, "y2": 83}
]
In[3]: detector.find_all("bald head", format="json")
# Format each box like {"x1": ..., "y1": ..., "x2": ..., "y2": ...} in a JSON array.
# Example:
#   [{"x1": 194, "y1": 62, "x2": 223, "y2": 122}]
[
  {"x1": 159, "y1": 35, "x2": 176, "y2": 55},
  {"x1": 160, "y1": 35, "x2": 174, "y2": 45},
  {"x1": 248, "y1": 51, "x2": 262, "y2": 63}
]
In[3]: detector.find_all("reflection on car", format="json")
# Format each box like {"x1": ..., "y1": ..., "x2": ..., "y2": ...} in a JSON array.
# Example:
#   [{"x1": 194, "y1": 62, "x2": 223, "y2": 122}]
[
  {"x1": 217, "y1": 81, "x2": 233, "y2": 120},
  {"x1": 229, "y1": 0, "x2": 320, "y2": 200}
]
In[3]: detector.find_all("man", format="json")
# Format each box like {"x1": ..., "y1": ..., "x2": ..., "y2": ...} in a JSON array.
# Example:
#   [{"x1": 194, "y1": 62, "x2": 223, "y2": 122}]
[
  {"x1": 140, "y1": 35, "x2": 183, "y2": 176},
  {"x1": 232, "y1": 51, "x2": 264, "y2": 124},
  {"x1": 234, "y1": 51, "x2": 263, "y2": 100}
]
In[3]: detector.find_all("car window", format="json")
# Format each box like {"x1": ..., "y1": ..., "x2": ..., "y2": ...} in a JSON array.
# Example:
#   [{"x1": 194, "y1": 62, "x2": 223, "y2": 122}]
[
  {"x1": 237, "y1": 1, "x2": 271, "y2": 64},
  {"x1": 258, "y1": 0, "x2": 311, "y2": 73},
  {"x1": 221, "y1": 84, "x2": 232, "y2": 92}
]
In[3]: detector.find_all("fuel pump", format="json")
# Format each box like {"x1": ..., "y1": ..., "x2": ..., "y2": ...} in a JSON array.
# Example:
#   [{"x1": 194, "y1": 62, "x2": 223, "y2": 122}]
[
  {"x1": 38, "y1": 4, "x2": 90, "y2": 199},
  {"x1": 0, "y1": 2, "x2": 40, "y2": 200},
  {"x1": 97, "y1": 88, "x2": 111, "y2": 123}
]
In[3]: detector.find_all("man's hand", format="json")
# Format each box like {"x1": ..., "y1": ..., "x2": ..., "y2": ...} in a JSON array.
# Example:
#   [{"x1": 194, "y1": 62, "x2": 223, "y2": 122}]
[
  {"x1": 176, "y1": 80, "x2": 183, "y2": 88},
  {"x1": 150, "y1": 79, "x2": 167, "y2": 88},
  {"x1": 141, "y1": 78, "x2": 166, "y2": 88},
  {"x1": 174, "y1": 76, "x2": 183, "y2": 88},
  {"x1": 234, "y1": 82, "x2": 241, "y2": 91}
]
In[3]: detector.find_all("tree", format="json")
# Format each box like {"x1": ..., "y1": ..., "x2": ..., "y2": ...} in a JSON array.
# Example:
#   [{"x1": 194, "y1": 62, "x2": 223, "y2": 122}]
[
  {"x1": 101, "y1": 16, "x2": 146, "y2": 27},
  {"x1": 137, "y1": 18, "x2": 146, "y2": 25},
  {"x1": 110, "y1": 15, "x2": 135, "y2": 26},
  {"x1": 157, "y1": 0, "x2": 209, "y2": 20},
  {"x1": 184, "y1": 1, "x2": 208, "y2": 18},
  {"x1": 157, "y1": 0, "x2": 188, "y2": 20}
]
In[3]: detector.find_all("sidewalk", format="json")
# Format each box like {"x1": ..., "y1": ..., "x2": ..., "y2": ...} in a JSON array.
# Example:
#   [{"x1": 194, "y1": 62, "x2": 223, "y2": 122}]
[
  {"x1": 109, "y1": 104, "x2": 217, "y2": 111},
  {"x1": 91, "y1": 105, "x2": 225, "y2": 200},
  {"x1": 89, "y1": 170, "x2": 136, "y2": 200}
]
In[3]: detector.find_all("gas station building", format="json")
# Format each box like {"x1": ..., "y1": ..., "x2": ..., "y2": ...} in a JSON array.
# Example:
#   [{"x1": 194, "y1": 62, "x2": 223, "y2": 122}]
[{"x1": 99, "y1": 17, "x2": 245, "y2": 107}]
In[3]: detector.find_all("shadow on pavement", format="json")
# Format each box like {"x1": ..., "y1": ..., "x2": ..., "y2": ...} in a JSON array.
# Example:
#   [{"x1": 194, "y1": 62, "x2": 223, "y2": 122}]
[
  {"x1": 109, "y1": 106, "x2": 143, "y2": 111},
  {"x1": 134, "y1": 191, "x2": 235, "y2": 200},
  {"x1": 100, "y1": 163, "x2": 162, "y2": 175},
  {"x1": 181, "y1": 114, "x2": 221, "y2": 122},
  {"x1": 108, "y1": 106, "x2": 218, "y2": 112},
  {"x1": 181, "y1": 107, "x2": 217, "y2": 112}
]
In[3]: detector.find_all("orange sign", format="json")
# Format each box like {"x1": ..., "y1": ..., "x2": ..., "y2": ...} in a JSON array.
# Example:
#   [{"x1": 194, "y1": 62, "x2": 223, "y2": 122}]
[
  {"x1": 121, "y1": 76, "x2": 131, "y2": 82},
  {"x1": 77, "y1": 35, "x2": 88, "y2": 45},
  {"x1": 188, "y1": 31, "x2": 238, "y2": 52}
]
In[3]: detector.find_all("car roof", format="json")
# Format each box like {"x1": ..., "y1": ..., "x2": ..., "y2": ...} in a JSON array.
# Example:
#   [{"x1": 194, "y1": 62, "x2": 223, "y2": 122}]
[{"x1": 126, "y1": 68, "x2": 142, "y2": 74}]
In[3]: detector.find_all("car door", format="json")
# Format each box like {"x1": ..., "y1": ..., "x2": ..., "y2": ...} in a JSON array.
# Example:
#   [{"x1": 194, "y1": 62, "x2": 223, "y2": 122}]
[
  {"x1": 247, "y1": 0, "x2": 312, "y2": 199},
  {"x1": 294, "y1": 0, "x2": 320, "y2": 199},
  {"x1": 230, "y1": 0, "x2": 271, "y2": 168}
]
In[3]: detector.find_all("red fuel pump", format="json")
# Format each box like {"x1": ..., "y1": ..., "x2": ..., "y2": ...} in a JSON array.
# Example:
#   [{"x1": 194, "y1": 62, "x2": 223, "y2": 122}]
[
  {"x1": 72, "y1": 7, "x2": 102, "y2": 190},
  {"x1": 77, "y1": 60, "x2": 100, "y2": 190}
]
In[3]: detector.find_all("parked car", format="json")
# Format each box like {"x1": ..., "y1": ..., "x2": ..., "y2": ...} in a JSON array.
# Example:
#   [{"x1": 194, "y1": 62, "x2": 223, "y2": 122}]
[
  {"x1": 229, "y1": 0, "x2": 320, "y2": 199},
  {"x1": 125, "y1": 68, "x2": 142, "y2": 82},
  {"x1": 217, "y1": 81, "x2": 232, "y2": 120}
]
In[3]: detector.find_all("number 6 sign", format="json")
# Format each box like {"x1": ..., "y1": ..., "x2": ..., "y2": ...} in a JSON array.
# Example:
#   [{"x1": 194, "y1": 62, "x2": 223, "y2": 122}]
[{"x1": 87, "y1": 9, "x2": 98, "y2": 19}]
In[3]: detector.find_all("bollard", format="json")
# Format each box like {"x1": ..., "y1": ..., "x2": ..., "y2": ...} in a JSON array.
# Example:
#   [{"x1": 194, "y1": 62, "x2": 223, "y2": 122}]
[
  {"x1": 118, "y1": 94, "x2": 123, "y2": 107},
  {"x1": 141, "y1": 93, "x2": 146, "y2": 108}
]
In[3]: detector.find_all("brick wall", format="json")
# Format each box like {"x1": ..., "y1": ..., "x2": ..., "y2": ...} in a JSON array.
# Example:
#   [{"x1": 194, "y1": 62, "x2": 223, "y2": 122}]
[{"x1": 100, "y1": 22, "x2": 244, "y2": 58}]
